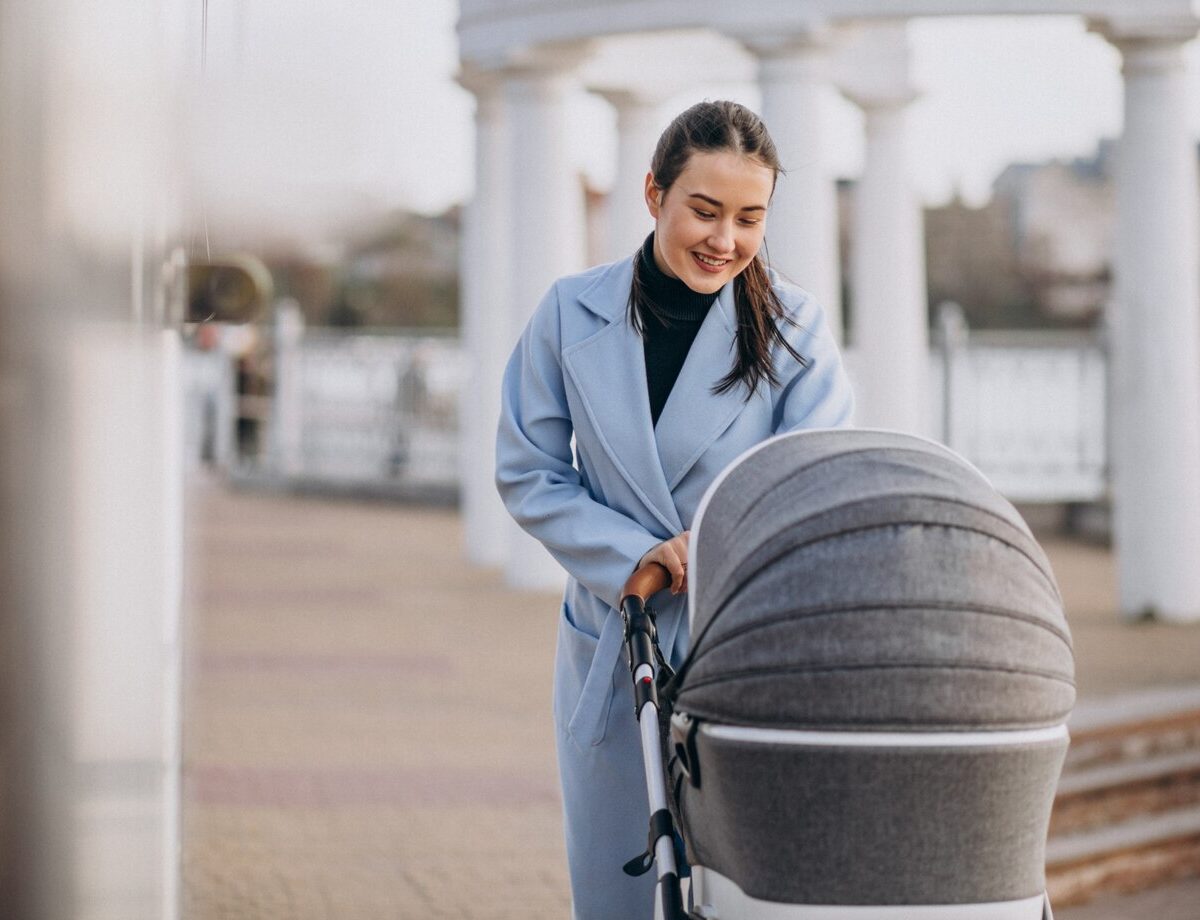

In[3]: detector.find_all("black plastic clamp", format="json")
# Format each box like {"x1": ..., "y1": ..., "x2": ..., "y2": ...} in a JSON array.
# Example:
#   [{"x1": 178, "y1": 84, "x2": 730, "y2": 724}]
[
  {"x1": 621, "y1": 808, "x2": 675, "y2": 877},
  {"x1": 670, "y1": 711, "x2": 702, "y2": 788}
]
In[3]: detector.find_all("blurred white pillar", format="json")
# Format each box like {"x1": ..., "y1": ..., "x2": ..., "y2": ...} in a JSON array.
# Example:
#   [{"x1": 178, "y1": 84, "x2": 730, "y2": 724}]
[
  {"x1": 1, "y1": 1, "x2": 187, "y2": 916},
  {"x1": 743, "y1": 29, "x2": 843, "y2": 341},
  {"x1": 270, "y1": 299, "x2": 305, "y2": 479},
  {"x1": 593, "y1": 88, "x2": 662, "y2": 263},
  {"x1": 458, "y1": 68, "x2": 513, "y2": 567},
  {"x1": 840, "y1": 22, "x2": 929, "y2": 435},
  {"x1": 503, "y1": 49, "x2": 588, "y2": 591},
  {"x1": 68, "y1": 326, "x2": 184, "y2": 920},
  {"x1": 1099, "y1": 18, "x2": 1200, "y2": 622}
]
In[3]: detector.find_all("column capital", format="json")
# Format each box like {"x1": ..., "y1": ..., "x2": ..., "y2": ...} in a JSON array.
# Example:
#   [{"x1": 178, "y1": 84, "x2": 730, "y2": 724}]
[
  {"x1": 456, "y1": 65, "x2": 512, "y2": 127},
  {"x1": 835, "y1": 22, "x2": 919, "y2": 113},
  {"x1": 455, "y1": 62, "x2": 504, "y2": 98},
  {"x1": 460, "y1": 40, "x2": 592, "y2": 96},
  {"x1": 738, "y1": 26, "x2": 847, "y2": 88},
  {"x1": 588, "y1": 85, "x2": 674, "y2": 112},
  {"x1": 737, "y1": 22, "x2": 835, "y2": 60},
  {"x1": 1089, "y1": 14, "x2": 1199, "y2": 47},
  {"x1": 841, "y1": 86, "x2": 920, "y2": 114},
  {"x1": 1089, "y1": 15, "x2": 1200, "y2": 75},
  {"x1": 499, "y1": 45, "x2": 595, "y2": 108},
  {"x1": 506, "y1": 39, "x2": 593, "y2": 78}
]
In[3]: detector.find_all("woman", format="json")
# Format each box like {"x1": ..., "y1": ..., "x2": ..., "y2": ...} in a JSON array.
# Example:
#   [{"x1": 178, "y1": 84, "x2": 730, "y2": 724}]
[{"x1": 495, "y1": 100, "x2": 854, "y2": 919}]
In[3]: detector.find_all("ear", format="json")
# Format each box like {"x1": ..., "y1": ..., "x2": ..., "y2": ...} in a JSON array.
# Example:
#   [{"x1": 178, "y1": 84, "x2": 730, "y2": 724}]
[{"x1": 644, "y1": 171, "x2": 662, "y2": 219}]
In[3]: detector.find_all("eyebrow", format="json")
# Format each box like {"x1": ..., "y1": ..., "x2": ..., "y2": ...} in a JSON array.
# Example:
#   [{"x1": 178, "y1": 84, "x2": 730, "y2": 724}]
[{"x1": 688, "y1": 192, "x2": 767, "y2": 213}]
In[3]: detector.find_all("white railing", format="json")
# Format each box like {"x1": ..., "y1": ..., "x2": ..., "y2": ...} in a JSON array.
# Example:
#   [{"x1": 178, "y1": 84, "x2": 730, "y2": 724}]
[
  {"x1": 284, "y1": 329, "x2": 463, "y2": 488},
  {"x1": 930, "y1": 330, "x2": 1107, "y2": 503},
  {"x1": 182, "y1": 320, "x2": 464, "y2": 495},
  {"x1": 183, "y1": 318, "x2": 1107, "y2": 504}
]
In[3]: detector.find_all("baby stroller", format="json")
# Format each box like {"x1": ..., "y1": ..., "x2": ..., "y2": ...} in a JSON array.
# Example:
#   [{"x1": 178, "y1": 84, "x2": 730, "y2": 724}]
[{"x1": 620, "y1": 429, "x2": 1075, "y2": 920}]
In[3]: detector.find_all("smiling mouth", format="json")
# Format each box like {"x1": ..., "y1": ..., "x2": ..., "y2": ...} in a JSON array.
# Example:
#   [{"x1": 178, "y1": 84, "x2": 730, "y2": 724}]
[{"x1": 693, "y1": 252, "x2": 731, "y2": 269}]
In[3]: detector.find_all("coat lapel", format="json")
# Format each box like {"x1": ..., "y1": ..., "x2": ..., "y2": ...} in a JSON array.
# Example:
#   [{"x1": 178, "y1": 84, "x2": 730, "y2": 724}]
[
  {"x1": 562, "y1": 259, "x2": 683, "y2": 536},
  {"x1": 653, "y1": 282, "x2": 748, "y2": 490}
]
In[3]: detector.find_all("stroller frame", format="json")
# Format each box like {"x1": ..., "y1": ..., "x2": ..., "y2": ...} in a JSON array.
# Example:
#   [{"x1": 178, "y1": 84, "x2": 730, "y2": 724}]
[{"x1": 620, "y1": 562, "x2": 688, "y2": 920}]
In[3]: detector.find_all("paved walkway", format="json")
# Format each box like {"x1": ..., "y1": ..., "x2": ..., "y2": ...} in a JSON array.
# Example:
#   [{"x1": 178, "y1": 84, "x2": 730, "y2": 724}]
[{"x1": 181, "y1": 481, "x2": 1200, "y2": 919}]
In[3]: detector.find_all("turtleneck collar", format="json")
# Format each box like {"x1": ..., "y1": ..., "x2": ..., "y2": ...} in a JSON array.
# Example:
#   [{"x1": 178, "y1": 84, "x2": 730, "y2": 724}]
[{"x1": 639, "y1": 233, "x2": 719, "y2": 323}]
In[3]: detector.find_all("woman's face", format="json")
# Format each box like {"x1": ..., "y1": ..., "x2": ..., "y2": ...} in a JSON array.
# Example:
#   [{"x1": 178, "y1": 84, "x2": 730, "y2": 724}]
[{"x1": 644, "y1": 150, "x2": 774, "y2": 294}]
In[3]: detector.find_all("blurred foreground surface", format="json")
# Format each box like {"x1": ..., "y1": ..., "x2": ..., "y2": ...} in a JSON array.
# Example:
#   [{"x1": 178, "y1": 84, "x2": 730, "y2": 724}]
[{"x1": 182, "y1": 482, "x2": 1200, "y2": 919}]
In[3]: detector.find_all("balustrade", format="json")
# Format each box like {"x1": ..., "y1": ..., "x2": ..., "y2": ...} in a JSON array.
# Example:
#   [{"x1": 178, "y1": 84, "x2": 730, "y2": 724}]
[{"x1": 183, "y1": 327, "x2": 1108, "y2": 506}]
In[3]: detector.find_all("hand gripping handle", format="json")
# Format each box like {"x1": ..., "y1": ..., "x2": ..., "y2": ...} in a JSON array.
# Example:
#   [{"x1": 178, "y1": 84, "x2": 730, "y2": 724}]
[{"x1": 620, "y1": 561, "x2": 671, "y2": 605}]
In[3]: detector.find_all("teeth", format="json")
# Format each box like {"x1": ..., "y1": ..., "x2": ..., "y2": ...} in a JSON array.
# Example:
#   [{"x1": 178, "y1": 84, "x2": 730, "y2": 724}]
[{"x1": 695, "y1": 253, "x2": 728, "y2": 266}]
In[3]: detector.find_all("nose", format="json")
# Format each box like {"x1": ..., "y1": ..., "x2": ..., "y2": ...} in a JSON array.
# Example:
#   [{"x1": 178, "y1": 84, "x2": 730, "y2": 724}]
[{"x1": 708, "y1": 220, "x2": 735, "y2": 254}]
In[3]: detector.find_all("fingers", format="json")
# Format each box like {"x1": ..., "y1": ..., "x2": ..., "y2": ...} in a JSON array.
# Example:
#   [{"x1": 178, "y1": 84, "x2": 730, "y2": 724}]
[
  {"x1": 659, "y1": 533, "x2": 688, "y2": 595},
  {"x1": 674, "y1": 532, "x2": 691, "y2": 595},
  {"x1": 665, "y1": 541, "x2": 686, "y2": 595},
  {"x1": 637, "y1": 531, "x2": 693, "y2": 596}
]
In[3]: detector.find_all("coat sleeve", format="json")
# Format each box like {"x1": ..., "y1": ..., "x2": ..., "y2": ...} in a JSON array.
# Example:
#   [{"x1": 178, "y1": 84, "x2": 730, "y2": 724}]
[
  {"x1": 772, "y1": 288, "x2": 855, "y2": 433},
  {"x1": 496, "y1": 283, "x2": 663, "y2": 609}
]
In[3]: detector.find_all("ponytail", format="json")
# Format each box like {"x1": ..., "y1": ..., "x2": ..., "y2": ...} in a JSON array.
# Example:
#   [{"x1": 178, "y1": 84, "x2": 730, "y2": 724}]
[{"x1": 714, "y1": 252, "x2": 806, "y2": 396}]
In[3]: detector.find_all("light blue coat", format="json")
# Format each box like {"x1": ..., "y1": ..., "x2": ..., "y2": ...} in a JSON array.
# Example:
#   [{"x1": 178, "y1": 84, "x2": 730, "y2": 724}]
[{"x1": 496, "y1": 253, "x2": 853, "y2": 920}]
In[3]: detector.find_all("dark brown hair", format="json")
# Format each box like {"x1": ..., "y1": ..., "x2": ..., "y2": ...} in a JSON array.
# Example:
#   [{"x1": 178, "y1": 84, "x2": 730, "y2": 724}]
[{"x1": 630, "y1": 99, "x2": 806, "y2": 397}]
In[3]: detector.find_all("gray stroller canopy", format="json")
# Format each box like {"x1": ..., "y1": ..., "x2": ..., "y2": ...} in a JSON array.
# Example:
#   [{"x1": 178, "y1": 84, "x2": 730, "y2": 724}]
[
  {"x1": 668, "y1": 430, "x2": 1075, "y2": 911},
  {"x1": 677, "y1": 429, "x2": 1076, "y2": 731}
]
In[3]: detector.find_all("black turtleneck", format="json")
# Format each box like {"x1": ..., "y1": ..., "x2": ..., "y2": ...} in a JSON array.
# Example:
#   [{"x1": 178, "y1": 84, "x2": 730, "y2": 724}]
[{"x1": 637, "y1": 233, "x2": 719, "y2": 425}]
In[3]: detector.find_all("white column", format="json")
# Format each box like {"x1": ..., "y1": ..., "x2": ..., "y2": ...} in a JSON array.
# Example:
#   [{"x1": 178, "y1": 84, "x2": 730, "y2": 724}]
[
  {"x1": 457, "y1": 68, "x2": 512, "y2": 567},
  {"x1": 67, "y1": 325, "x2": 183, "y2": 920},
  {"x1": 504, "y1": 52, "x2": 588, "y2": 591},
  {"x1": 743, "y1": 30, "x2": 843, "y2": 341},
  {"x1": 270, "y1": 298, "x2": 305, "y2": 479},
  {"x1": 840, "y1": 23, "x2": 929, "y2": 435},
  {"x1": 1099, "y1": 19, "x2": 1200, "y2": 621},
  {"x1": 593, "y1": 88, "x2": 663, "y2": 263},
  {"x1": 0, "y1": 1, "x2": 188, "y2": 914}
]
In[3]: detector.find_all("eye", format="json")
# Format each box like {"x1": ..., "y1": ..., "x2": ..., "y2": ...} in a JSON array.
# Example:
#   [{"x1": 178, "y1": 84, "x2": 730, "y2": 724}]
[
  {"x1": 739, "y1": 218, "x2": 761, "y2": 226},
  {"x1": 692, "y1": 208, "x2": 715, "y2": 219}
]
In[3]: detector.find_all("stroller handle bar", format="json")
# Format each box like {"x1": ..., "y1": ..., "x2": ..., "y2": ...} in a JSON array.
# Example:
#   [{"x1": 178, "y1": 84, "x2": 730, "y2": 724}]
[
  {"x1": 621, "y1": 562, "x2": 671, "y2": 605},
  {"x1": 618, "y1": 558, "x2": 688, "y2": 920}
]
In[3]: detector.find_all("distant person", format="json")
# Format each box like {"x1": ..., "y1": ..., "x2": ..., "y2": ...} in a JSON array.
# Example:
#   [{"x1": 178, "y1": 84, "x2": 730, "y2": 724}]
[
  {"x1": 235, "y1": 352, "x2": 265, "y2": 462},
  {"x1": 495, "y1": 100, "x2": 854, "y2": 920}
]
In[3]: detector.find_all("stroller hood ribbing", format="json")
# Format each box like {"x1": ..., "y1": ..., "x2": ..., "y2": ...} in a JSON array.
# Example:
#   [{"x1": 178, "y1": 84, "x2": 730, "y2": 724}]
[{"x1": 676, "y1": 429, "x2": 1075, "y2": 732}]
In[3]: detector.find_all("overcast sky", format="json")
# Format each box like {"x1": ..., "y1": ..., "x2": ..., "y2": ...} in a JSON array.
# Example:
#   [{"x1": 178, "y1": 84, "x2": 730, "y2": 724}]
[{"x1": 193, "y1": 2, "x2": 1200, "y2": 238}]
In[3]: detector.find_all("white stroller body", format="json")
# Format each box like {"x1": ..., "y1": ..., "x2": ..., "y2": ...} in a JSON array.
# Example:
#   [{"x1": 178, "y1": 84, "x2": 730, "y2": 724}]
[{"x1": 620, "y1": 430, "x2": 1073, "y2": 920}]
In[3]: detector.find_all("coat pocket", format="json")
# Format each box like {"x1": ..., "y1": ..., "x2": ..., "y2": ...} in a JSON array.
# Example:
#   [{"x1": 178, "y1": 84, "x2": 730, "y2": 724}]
[{"x1": 555, "y1": 600, "x2": 624, "y2": 748}]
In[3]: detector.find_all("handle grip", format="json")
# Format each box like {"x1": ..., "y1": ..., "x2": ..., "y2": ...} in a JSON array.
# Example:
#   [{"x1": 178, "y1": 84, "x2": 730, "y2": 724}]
[{"x1": 620, "y1": 561, "x2": 671, "y2": 605}]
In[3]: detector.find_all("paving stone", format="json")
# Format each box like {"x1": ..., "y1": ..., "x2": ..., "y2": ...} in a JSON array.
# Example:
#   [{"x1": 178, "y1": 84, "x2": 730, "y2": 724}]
[{"x1": 182, "y1": 481, "x2": 1199, "y2": 920}]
